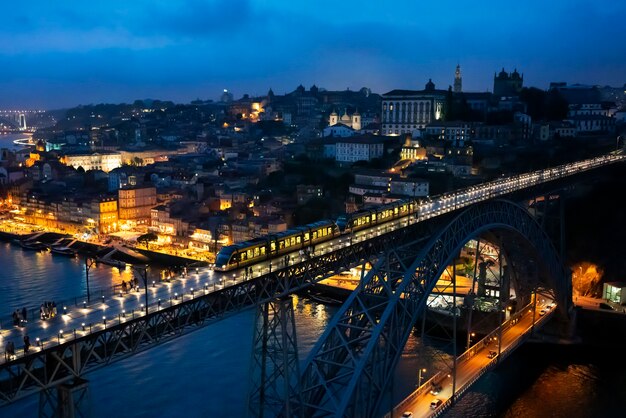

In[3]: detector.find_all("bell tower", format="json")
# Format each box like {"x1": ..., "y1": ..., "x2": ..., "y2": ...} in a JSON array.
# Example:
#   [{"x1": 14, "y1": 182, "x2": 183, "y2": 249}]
[
  {"x1": 454, "y1": 64, "x2": 462, "y2": 93},
  {"x1": 352, "y1": 110, "x2": 361, "y2": 131}
]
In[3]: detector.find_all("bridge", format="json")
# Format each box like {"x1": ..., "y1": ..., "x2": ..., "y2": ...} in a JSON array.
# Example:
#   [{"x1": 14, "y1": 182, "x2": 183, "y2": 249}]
[{"x1": 0, "y1": 152, "x2": 623, "y2": 417}]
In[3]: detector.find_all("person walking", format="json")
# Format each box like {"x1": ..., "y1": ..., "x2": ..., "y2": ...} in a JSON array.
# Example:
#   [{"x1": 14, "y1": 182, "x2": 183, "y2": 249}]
[
  {"x1": 5, "y1": 341, "x2": 15, "y2": 361},
  {"x1": 23, "y1": 335, "x2": 30, "y2": 354}
]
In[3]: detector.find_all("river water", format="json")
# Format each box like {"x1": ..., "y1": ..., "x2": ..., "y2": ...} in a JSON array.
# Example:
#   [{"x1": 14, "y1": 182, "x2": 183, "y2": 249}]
[
  {"x1": 0, "y1": 132, "x2": 33, "y2": 151},
  {"x1": 1, "y1": 243, "x2": 624, "y2": 418}
]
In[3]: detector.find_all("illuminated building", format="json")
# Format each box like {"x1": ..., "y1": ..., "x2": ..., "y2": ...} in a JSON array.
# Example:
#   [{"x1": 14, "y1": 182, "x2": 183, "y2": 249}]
[
  {"x1": 118, "y1": 186, "x2": 157, "y2": 226},
  {"x1": 382, "y1": 80, "x2": 446, "y2": 136},
  {"x1": 61, "y1": 151, "x2": 122, "y2": 172}
]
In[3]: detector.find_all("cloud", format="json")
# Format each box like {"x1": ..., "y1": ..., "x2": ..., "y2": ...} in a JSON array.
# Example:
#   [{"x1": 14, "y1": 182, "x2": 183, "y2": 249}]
[{"x1": 0, "y1": 0, "x2": 625, "y2": 107}]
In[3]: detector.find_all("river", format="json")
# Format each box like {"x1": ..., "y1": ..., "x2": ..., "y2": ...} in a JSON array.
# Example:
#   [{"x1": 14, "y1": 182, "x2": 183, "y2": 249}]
[
  {"x1": 0, "y1": 132, "x2": 33, "y2": 151},
  {"x1": 0, "y1": 242, "x2": 624, "y2": 418}
]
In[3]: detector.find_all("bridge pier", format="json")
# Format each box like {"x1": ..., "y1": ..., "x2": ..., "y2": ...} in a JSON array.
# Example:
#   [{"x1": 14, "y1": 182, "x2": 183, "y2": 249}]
[
  {"x1": 248, "y1": 296, "x2": 301, "y2": 418},
  {"x1": 39, "y1": 378, "x2": 91, "y2": 418}
]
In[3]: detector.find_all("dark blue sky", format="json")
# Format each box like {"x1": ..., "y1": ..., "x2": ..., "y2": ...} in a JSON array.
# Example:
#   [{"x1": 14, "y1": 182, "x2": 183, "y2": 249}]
[{"x1": 2, "y1": 0, "x2": 625, "y2": 109}]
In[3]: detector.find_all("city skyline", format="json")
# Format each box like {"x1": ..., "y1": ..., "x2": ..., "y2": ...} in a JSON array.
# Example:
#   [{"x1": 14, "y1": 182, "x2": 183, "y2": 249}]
[{"x1": 1, "y1": 0, "x2": 625, "y2": 109}]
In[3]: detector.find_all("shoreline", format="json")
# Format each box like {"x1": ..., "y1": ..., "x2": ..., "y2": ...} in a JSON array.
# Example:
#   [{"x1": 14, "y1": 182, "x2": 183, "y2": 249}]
[{"x1": 0, "y1": 230, "x2": 205, "y2": 269}]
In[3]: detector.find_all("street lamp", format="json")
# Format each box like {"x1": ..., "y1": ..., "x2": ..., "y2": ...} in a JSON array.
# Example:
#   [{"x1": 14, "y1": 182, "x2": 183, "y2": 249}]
[
  {"x1": 85, "y1": 257, "x2": 97, "y2": 303},
  {"x1": 418, "y1": 368, "x2": 427, "y2": 387}
]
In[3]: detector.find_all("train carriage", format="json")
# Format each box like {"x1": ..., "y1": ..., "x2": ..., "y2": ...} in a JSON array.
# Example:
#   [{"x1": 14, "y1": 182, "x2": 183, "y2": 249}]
[{"x1": 214, "y1": 220, "x2": 339, "y2": 272}]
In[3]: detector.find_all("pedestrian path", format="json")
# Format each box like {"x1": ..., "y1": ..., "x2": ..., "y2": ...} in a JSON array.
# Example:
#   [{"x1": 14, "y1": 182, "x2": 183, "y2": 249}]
[{"x1": 0, "y1": 267, "x2": 227, "y2": 363}]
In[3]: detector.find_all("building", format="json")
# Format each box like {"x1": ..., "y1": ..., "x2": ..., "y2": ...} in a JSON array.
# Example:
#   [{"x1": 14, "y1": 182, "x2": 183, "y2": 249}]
[
  {"x1": 334, "y1": 135, "x2": 385, "y2": 164},
  {"x1": 381, "y1": 80, "x2": 446, "y2": 136},
  {"x1": 424, "y1": 122, "x2": 473, "y2": 146},
  {"x1": 329, "y1": 109, "x2": 361, "y2": 130},
  {"x1": 118, "y1": 186, "x2": 157, "y2": 226},
  {"x1": 61, "y1": 151, "x2": 122, "y2": 173},
  {"x1": 322, "y1": 124, "x2": 356, "y2": 138},
  {"x1": 493, "y1": 68, "x2": 523, "y2": 97},
  {"x1": 603, "y1": 282, "x2": 626, "y2": 305},
  {"x1": 90, "y1": 196, "x2": 118, "y2": 233}
]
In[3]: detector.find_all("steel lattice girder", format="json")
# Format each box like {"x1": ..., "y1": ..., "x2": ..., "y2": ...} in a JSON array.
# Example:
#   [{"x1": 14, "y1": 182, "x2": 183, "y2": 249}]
[{"x1": 298, "y1": 199, "x2": 570, "y2": 418}]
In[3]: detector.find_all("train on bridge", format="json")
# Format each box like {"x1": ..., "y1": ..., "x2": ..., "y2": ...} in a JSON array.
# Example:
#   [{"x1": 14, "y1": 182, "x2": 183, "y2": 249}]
[{"x1": 214, "y1": 153, "x2": 624, "y2": 272}]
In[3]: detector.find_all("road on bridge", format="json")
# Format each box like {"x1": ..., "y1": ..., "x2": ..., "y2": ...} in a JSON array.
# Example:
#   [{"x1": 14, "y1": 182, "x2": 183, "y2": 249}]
[{"x1": 393, "y1": 300, "x2": 556, "y2": 418}]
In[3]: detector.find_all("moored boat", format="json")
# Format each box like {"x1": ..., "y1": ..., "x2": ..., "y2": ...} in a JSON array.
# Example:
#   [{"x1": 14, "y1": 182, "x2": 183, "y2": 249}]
[
  {"x1": 19, "y1": 240, "x2": 48, "y2": 251},
  {"x1": 96, "y1": 257, "x2": 126, "y2": 269},
  {"x1": 50, "y1": 246, "x2": 76, "y2": 257}
]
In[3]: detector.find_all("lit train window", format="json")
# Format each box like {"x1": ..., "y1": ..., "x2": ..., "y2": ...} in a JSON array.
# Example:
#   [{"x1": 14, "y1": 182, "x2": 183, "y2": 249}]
[
  {"x1": 247, "y1": 249, "x2": 253, "y2": 259},
  {"x1": 372, "y1": 213, "x2": 377, "y2": 221},
  {"x1": 312, "y1": 231, "x2": 318, "y2": 239},
  {"x1": 260, "y1": 247, "x2": 266, "y2": 255},
  {"x1": 271, "y1": 242, "x2": 276, "y2": 252},
  {"x1": 304, "y1": 232, "x2": 310, "y2": 241},
  {"x1": 279, "y1": 241, "x2": 285, "y2": 249},
  {"x1": 254, "y1": 247, "x2": 259, "y2": 256}
]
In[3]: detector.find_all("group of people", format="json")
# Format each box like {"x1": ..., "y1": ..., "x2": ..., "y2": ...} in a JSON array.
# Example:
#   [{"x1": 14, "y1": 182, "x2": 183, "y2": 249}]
[
  {"x1": 11, "y1": 307, "x2": 27, "y2": 327},
  {"x1": 40, "y1": 301, "x2": 57, "y2": 320},
  {"x1": 4, "y1": 335, "x2": 31, "y2": 361},
  {"x1": 121, "y1": 277, "x2": 139, "y2": 293}
]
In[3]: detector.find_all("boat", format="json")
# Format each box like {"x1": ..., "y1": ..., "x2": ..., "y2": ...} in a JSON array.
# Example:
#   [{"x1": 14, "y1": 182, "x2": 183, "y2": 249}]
[
  {"x1": 18, "y1": 240, "x2": 48, "y2": 251},
  {"x1": 96, "y1": 257, "x2": 126, "y2": 269},
  {"x1": 50, "y1": 246, "x2": 77, "y2": 257}
]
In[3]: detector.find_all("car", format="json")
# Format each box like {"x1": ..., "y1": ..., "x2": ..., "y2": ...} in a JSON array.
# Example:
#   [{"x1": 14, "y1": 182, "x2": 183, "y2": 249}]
[
  {"x1": 487, "y1": 350, "x2": 498, "y2": 359},
  {"x1": 429, "y1": 384, "x2": 442, "y2": 395},
  {"x1": 401, "y1": 412, "x2": 413, "y2": 418},
  {"x1": 539, "y1": 309, "x2": 546, "y2": 316},
  {"x1": 599, "y1": 302, "x2": 614, "y2": 310},
  {"x1": 430, "y1": 399, "x2": 443, "y2": 409}
]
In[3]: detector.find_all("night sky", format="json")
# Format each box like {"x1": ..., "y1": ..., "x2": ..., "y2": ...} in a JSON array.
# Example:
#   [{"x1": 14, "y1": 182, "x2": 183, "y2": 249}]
[{"x1": 2, "y1": 0, "x2": 625, "y2": 109}]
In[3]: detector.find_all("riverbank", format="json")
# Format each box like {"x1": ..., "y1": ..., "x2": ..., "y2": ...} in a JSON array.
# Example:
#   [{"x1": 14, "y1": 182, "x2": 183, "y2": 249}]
[{"x1": 0, "y1": 230, "x2": 205, "y2": 268}]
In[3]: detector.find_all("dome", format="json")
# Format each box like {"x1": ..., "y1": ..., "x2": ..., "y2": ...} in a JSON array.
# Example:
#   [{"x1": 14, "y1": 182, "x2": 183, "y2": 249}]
[{"x1": 425, "y1": 79, "x2": 435, "y2": 91}]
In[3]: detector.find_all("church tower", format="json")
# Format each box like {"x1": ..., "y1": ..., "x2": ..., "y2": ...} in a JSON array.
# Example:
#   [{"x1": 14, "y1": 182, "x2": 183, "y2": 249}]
[
  {"x1": 329, "y1": 110, "x2": 338, "y2": 126},
  {"x1": 454, "y1": 64, "x2": 462, "y2": 93},
  {"x1": 352, "y1": 110, "x2": 361, "y2": 131}
]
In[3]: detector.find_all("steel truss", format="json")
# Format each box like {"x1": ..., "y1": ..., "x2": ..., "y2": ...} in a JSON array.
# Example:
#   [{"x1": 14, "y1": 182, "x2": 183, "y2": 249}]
[
  {"x1": 0, "y1": 215, "x2": 434, "y2": 407},
  {"x1": 248, "y1": 297, "x2": 301, "y2": 418},
  {"x1": 297, "y1": 199, "x2": 570, "y2": 418}
]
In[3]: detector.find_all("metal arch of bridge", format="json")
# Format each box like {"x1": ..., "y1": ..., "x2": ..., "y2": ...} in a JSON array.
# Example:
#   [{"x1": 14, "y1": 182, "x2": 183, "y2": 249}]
[{"x1": 297, "y1": 199, "x2": 570, "y2": 418}]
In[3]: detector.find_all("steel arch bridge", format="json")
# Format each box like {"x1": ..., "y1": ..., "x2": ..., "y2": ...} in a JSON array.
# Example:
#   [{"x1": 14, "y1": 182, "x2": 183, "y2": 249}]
[{"x1": 297, "y1": 199, "x2": 570, "y2": 417}]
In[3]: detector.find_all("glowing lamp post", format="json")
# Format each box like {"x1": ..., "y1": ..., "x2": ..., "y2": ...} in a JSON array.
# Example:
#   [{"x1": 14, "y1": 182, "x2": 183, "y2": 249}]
[{"x1": 418, "y1": 368, "x2": 427, "y2": 387}]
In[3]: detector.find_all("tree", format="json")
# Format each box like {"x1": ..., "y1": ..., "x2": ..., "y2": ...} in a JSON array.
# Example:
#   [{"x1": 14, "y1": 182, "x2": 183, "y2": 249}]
[{"x1": 137, "y1": 232, "x2": 158, "y2": 249}]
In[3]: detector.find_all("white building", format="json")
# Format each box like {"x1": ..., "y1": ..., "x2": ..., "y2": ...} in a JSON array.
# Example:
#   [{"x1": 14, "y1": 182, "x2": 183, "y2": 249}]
[
  {"x1": 381, "y1": 80, "x2": 446, "y2": 136},
  {"x1": 329, "y1": 109, "x2": 361, "y2": 130},
  {"x1": 335, "y1": 136, "x2": 384, "y2": 164},
  {"x1": 61, "y1": 151, "x2": 122, "y2": 172},
  {"x1": 322, "y1": 124, "x2": 356, "y2": 138}
]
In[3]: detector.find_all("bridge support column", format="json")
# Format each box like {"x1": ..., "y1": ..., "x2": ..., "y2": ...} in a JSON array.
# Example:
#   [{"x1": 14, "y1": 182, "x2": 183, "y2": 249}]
[
  {"x1": 39, "y1": 378, "x2": 91, "y2": 418},
  {"x1": 248, "y1": 296, "x2": 301, "y2": 418}
]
